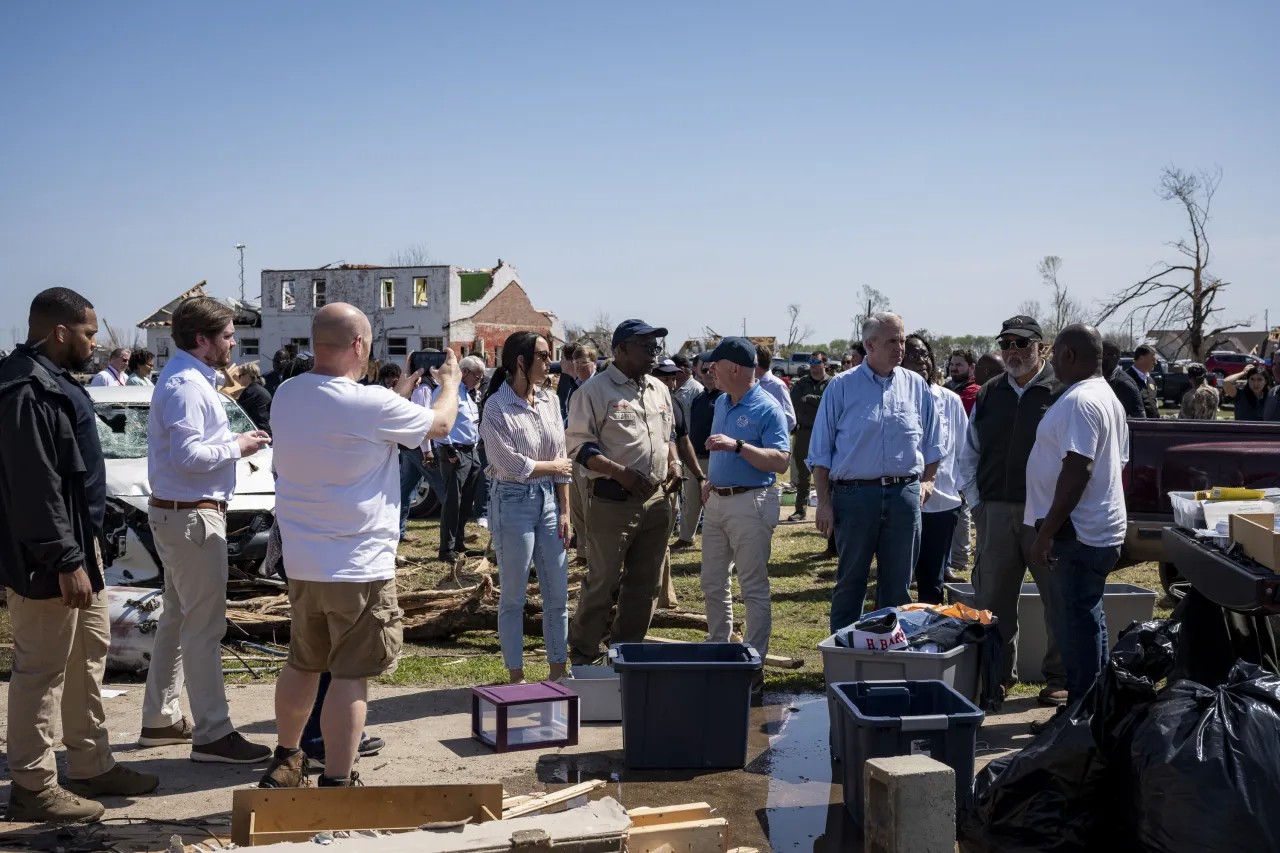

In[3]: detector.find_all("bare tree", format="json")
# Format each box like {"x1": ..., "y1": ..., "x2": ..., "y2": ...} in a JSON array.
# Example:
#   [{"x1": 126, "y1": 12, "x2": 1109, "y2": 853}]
[
  {"x1": 1097, "y1": 166, "x2": 1244, "y2": 361},
  {"x1": 782, "y1": 304, "x2": 816, "y2": 355},
  {"x1": 101, "y1": 320, "x2": 145, "y2": 351},
  {"x1": 1036, "y1": 255, "x2": 1087, "y2": 342},
  {"x1": 388, "y1": 242, "x2": 431, "y2": 266},
  {"x1": 852, "y1": 286, "x2": 892, "y2": 339},
  {"x1": 1017, "y1": 299, "x2": 1043, "y2": 322}
]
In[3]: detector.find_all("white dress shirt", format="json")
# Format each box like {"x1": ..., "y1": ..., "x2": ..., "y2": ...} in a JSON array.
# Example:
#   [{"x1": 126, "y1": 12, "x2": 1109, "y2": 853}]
[
  {"x1": 147, "y1": 349, "x2": 242, "y2": 502},
  {"x1": 756, "y1": 370, "x2": 797, "y2": 432},
  {"x1": 923, "y1": 384, "x2": 967, "y2": 513},
  {"x1": 91, "y1": 366, "x2": 127, "y2": 386}
]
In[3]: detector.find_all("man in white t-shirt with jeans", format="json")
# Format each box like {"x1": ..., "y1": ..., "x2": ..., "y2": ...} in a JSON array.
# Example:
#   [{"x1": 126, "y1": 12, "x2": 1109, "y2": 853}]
[
  {"x1": 1025, "y1": 324, "x2": 1129, "y2": 709},
  {"x1": 260, "y1": 303, "x2": 461, "y2": 788}
]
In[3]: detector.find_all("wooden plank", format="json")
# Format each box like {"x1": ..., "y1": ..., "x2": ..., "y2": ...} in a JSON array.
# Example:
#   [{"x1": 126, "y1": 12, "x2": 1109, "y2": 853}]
[
  {"x1": 501, "y1": 779, "x2": 606, "y2": 818},
  {"x1": 643, "y1": 634, "x2": 804, "y2": 670},
  {"x1": 231, "y1": 783, "x2": 502, "y2": 847},
  {"x1": 627, "y1": 803, "x2": 714, "y2": 827},
  {"x1": 628, "y1": 818, "x2": 729, "y2": 853}
]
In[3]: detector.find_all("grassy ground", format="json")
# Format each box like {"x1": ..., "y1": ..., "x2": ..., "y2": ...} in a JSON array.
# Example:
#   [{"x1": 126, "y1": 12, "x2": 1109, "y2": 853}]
[{"x1": 0, "y1": 513, "x2": 1170, "y2": 695}]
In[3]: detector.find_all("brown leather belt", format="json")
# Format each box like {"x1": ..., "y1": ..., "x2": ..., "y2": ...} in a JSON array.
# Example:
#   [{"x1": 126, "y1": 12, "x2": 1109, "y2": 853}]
[
  {"x1": 149, "y1": 498, "x2": 227, "y2": 514},
  {"x1": 710, "y1": 485, "x2": 763, "y2": 497}
]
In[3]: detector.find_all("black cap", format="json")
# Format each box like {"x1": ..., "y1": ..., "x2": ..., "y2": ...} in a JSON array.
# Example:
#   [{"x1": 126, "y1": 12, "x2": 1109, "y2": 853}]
[
  {"x1": 999, "y1": 316, "x2": 1044, "y2": 341},
  {"x1": 1187, "y1": 363, "x2": 1207, "y2": 378},
  {"x1": 707, "y1": 336, "x2": 756, "y2": 369},
  {"x1": 612, "y1": 319, "x2": 668, "y2": 349}
]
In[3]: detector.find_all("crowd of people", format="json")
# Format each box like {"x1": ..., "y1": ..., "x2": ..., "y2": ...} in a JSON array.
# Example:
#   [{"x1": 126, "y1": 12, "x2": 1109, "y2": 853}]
[{"x1": 3, "y1": 281, "x2": 1279, "y2": 817}]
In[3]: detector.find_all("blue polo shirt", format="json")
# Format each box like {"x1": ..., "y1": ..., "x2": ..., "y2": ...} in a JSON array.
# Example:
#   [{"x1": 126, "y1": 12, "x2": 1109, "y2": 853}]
[{"x1": 707, "y1": 382, "x2": 791, "y2": 488}]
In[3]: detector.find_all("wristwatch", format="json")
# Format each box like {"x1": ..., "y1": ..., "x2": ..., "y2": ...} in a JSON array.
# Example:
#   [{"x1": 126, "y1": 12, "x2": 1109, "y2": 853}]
[{"x1": 734, "y1": 439, "x2": 745, "y2": 454}]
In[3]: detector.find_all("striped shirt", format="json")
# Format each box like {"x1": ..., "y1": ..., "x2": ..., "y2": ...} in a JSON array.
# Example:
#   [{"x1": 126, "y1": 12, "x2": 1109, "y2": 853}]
[{"x1": 479, "y1": 381, "x2": 572, "y2": 484}]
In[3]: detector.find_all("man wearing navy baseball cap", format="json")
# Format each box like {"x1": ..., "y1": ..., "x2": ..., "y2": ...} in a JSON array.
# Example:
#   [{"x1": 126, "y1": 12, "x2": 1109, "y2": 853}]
[
  {"x1": 699, "y1": 337, "x2": 791, "y2": 684},
  {"x1": 565, "y1": 319, "x2": 681, "y2": 664}
]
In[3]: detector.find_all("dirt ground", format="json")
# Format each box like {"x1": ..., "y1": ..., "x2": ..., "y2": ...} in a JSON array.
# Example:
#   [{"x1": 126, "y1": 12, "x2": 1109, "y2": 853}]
[{"x1": 0, "y1": 678, "x2": 1054, "y2": 852}]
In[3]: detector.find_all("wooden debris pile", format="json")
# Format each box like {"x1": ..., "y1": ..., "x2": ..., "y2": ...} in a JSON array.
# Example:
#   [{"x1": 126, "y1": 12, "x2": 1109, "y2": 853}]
[{"x1": 226, "y1": 558, "x2": 710, "y2": 642}]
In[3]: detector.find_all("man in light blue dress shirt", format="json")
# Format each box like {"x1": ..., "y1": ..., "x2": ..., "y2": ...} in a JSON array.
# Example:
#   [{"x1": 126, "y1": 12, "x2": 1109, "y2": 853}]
[
  {"x1": 432, "y1": 355, "x2": 486, "y2": 562},
  {"x1": 807, "y1": 313, "x2": 942, "y2": 632}
]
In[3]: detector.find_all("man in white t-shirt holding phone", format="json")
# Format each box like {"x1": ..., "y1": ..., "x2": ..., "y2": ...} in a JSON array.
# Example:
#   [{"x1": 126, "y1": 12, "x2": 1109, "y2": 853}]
[
  {"x1": 260, "y1": 303, "x2": 461, "y2": 788},
  {"x1": 1025, "y1": 324, "x2": 1129, "y2": 711}
]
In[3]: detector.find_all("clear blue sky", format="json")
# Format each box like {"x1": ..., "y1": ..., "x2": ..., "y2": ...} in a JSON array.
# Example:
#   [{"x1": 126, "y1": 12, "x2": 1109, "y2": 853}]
[{"x1": 3, "y1": 1, "x2": 1277, "y2": 348}]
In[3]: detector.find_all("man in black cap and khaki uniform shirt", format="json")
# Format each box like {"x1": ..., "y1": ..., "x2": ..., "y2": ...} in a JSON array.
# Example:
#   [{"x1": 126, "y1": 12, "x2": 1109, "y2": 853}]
[{"x1": 566, "y1": 320, "x2": 680, "y2": 664}]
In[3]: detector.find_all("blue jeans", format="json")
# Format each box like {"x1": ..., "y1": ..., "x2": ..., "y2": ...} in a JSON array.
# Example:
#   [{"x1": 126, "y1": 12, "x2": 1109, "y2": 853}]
[
  {"x1": 1038, "y1": 536, "x2": 1121, "y2": 702},
  {"x1": 914, "y1": 507, "x2": 960, "y2": 605},
  {"x1": 398, "y1": 448, "x2": 445, "y2": 538},
  {"x1": 491, "y1": 481, "x2": 569, "y2": 670},
  {"x1": 830, "y1": 481, "x2": 921, "y2": 633}
]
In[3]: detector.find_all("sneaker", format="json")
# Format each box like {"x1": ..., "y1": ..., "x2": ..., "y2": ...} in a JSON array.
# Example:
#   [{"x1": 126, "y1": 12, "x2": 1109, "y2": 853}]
[
  {"x1": 138, "y1": 717, "x2": 193, "y2": 747},
  {"x1": 358, "y1": 735, "x2": 385, "y2": 757},
  {"x1": 6, "y1": 782, "x2": 104, "y2": 823},
  {"x1": 191, "y1": 731, "x2": 273, "y2": 764},
  {"x1": 669, "y1": 539, "x2": 694, "y2": 551},
  {"x1": 1038, "y1": 686, "x2": 1070, "y2": 707},
  {"x1": 400, "y1": 534, "x2": 420, "y2": 545},
  {"x1": 258, "y1": 748, "x2": 311, "y2": 789},
  {"x1": 786, "y1": 511, "x2": 807, "y2": 523},
  {"x1": 318, "y1": 770, "x2": 363, "y2": 788},
  {"x1": 65, "y1": 764, "x2": 159, "y2": 798}
]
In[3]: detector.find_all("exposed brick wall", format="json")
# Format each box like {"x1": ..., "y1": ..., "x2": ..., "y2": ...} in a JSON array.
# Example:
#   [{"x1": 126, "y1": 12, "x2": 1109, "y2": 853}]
[{"x1": 463, "y1": 283, "x2": 557, "y2": 366}]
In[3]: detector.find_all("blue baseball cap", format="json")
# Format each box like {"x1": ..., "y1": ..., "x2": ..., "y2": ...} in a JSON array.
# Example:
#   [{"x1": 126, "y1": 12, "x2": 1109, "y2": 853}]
[
  {"x1": 612, "y1": 319, "x2": 668, "y2": 348},
  {"x1": 652, "y1": 357, "x2": 680, "y2": 375},
  {"x1": 707, "y1": 336, "x2": 756, "y2": 369}
]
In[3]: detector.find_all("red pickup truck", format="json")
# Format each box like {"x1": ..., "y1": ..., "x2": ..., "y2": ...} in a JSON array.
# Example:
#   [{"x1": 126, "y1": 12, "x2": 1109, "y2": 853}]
[{"x1": 1123, "y1": 418, "x2": 1280, "y2": 589}]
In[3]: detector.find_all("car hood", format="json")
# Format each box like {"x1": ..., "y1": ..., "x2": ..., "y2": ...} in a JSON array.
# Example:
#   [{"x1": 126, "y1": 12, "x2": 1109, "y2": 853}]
[{"x1": 105, "y1": 448, "x2": 275, "y2": 512}]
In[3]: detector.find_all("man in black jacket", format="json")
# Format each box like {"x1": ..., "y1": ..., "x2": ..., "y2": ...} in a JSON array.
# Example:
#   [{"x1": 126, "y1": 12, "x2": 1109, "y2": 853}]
[
  {"x1": 0, "y1": 288, "x2": 159, "y2": 822},
  {"x1": 1125, "y1": 345, "x2": 1161, "y2": 419},
  {"x1": 1102, "y1": 341, "x2": 1147, "y2": 419},
  {"x1": 956, "y1": 316, "x2": 1068, "y2": 706}
]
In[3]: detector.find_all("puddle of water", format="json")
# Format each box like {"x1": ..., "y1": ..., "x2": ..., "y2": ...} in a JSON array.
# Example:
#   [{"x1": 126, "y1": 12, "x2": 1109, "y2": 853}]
[{"x1": 534, "y1": 693, "x2": 861, "y2": 852}]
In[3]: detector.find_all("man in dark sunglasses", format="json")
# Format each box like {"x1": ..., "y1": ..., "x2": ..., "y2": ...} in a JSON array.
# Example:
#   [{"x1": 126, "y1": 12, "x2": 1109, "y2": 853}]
[{"x1": 955, "y1": 314, "x2": 1068, "y2": 706}]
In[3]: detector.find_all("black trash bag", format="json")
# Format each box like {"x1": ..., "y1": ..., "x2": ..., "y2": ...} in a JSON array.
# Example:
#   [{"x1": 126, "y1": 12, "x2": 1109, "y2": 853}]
[
  {"x1": 1124, "y1": 662, "x2": 1280, "y2": 853},
  {"x1": 1172, "y1": 587, "x2": 1280, "y2": 687},
  {"x1": 959, "y1": 619, "x2": 1179, "y2": 853}
]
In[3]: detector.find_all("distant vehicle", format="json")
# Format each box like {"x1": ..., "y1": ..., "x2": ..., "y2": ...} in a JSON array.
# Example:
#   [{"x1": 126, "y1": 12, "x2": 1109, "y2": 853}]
[
  {"x1": 1205, "y1": 351, "x2": 1263, "y2": 379},
  {"x1": 785, "y1": 352, "x2": 813, "y2": 377},
  {"x1": 1120, "y1": 356, "x2": 1218, "y2": 406},
  {"x1": 770, "y1": 357, "x2": 788, "y2": 375}
]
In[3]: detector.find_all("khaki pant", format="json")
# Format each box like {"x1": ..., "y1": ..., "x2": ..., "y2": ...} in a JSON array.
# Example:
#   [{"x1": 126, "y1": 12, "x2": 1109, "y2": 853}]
[
  {"x1": 700, "y1": 486, "x2": 780, "y2": 657},
  {"x1": 676, "y1": 458, "x2": 707, "y2": 542},
  {"x1": 6, "y1": 588, "x2": 114, "y2": 791},
  {"x1": 659, "y1": 493, "x2": 679, "y2": 609},
  {"x1": 142, "y1": 507, "x2": 235, "y2": 745},
  {"x1": 972, "y1": 501, "x2": 1066, "y2": 688},
  {"x1": 568, "y1": 489, "x2": 673, "y2": 663},
  {"x1": 570, "y1": 465, "x2": 590, "y2": 562}
]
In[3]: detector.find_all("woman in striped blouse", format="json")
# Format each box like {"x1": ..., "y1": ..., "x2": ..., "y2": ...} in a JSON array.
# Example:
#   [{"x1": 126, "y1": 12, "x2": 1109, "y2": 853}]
[{"x1": 479, "y1": 331, "x2": 575, "y2": 683}]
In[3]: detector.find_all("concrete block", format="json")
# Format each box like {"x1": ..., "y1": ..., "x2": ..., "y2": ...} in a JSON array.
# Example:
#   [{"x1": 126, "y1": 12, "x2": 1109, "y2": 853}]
[{"x1": 863, "y1": 754, "x2": 956, "y2": 853}]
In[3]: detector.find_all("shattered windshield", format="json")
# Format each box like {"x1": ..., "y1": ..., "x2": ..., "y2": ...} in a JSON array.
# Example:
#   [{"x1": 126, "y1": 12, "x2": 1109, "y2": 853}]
[{"x1": 94, "y1": 402, "x2": 255, "y2": 460}]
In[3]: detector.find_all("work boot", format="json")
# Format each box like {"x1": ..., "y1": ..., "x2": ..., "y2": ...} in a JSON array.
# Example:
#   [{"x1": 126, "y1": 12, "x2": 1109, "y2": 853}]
[
  {"x1": 65, "y1": 764, "x2": 159, "y2": 798},
  {"x1": 138, "y1": 717, "x2": 193, "y2": 747},
  {"x1": 6, "y1": 782, "x2": 104, "y2": 823},
  {"x1": 191, "y1": 731, "x2": 272, "y2": 764},
  {"x1": 787, "y1": 510, "x2": 807, "y2": 522},
  {"x1": 669, "y1": 539, "x2": 695, "y2": 551},
  {"x1": 944, "y1": 569, "x2": 964, "y2": 584},
  {"x1": 258, "y1": 747, "x2": 311, "y2": 789},
  {"x1": 318, "y1": 770, "x2": 363, "y2": 788},
  {"x1": 1038, "y1": 685, "x2": 1069, "y2": 707}
]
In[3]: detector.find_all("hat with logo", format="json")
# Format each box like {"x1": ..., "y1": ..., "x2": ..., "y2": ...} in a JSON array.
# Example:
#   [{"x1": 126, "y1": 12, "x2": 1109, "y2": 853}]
[
  {"x1": 652, "y1": 357, "x2": 680, "y2": 375},
  {"x1": 707, "y1": 336, "x2": 756, "y2": 369},
  {"x1": 611, "y1": 319, "x2": 669, "y2": 349},
  {"x1": 999, "y1": 316, "x2": 1044, "y2": 342}
]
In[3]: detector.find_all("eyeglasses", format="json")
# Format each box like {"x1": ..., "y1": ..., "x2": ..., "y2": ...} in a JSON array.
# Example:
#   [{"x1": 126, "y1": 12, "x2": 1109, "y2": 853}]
[
  {"x1": 998, "y1": 338, "x2": 1034, "y2": 351},
  {"x1": 533, "y1": 351, "x2": 552, "y2": 362},
  {"x1": 627, "y1": 340, "x2": 663, "y2": 355}
]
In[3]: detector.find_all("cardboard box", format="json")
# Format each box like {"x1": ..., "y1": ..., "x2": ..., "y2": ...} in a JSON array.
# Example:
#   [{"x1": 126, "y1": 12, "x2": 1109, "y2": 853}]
[{"x1": 1230, "y1": 514, "x2": 1280, "y2": 572}]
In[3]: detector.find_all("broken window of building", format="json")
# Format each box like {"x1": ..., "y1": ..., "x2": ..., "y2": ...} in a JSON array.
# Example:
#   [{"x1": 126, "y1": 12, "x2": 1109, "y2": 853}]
[
  {"x1": 388, "y1": 337, "x2": 408, "y2": 357},
  {"x1": 313, "y1": 279, "x2": 326, "y2": 308},
  {"x1": 289, "y1": 337, "x2": 310, "y2": 353},
  {"x1": 420, "y1": 336, "x2": 444, "y2": 350},
  {"x1": 282, "y1": 280, "x2": 296, "y2": 311},
  {"x1": 414, "y1": 277, "x2": 429, "y2": 306},
  {"x1": 240, "y1": 338, "x2": 259, "y2": 356},
  {"x1": 381, "y1": 278, "x2": 395, "y2": 309}
]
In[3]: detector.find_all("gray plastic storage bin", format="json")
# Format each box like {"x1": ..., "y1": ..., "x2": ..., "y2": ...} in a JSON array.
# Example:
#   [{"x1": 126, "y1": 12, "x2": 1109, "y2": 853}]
[
  {"x1": 833, "y1": 680, "x2": 984, "y2": 824},
  {"x1": 944, "y1": 582, "x2": 1157, "y2": 682},
  {"x1": 819, "y1": 635, "x2": 980, "y2": 756}
]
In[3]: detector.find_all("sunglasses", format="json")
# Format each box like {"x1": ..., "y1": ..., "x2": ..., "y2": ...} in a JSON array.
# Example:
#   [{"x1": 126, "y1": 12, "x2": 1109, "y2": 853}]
[
  {"x1": 627, "y1": 340, "x2": 663, "y2": 355},
  {"x1": 998, "y1": 338, "x2": 1034, "y2": 351},
  {"x1": 533, "y1": 351, "x2": 552, "y2": 362},
  {"x1": 809, "y1": 359, "x2": 825, "y2": 365}
]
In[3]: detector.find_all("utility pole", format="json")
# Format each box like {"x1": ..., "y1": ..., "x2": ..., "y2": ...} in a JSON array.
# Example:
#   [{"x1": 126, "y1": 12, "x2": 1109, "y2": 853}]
[
  {"x1": 742, "y1": 317, "x2": 746, "y2": 336},
  {"x1": 235, "y1": 243, "x2": 247, "y2": 302}
]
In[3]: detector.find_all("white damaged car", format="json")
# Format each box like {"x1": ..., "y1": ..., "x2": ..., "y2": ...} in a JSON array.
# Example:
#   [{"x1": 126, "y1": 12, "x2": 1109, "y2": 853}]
[{"x1": 89, "y1": 385, "x2": 277, "y2": 586}]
